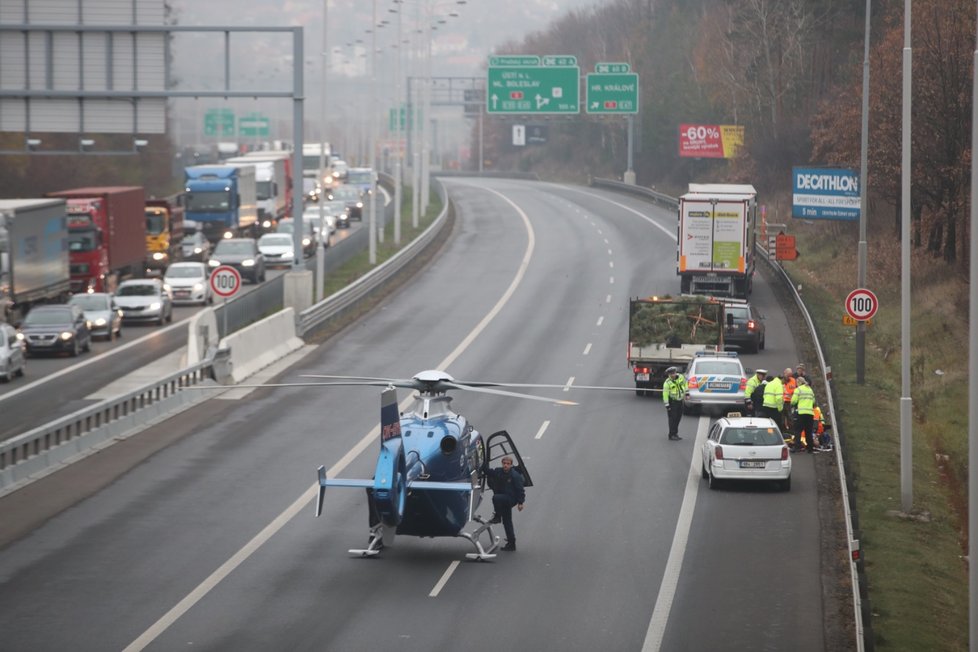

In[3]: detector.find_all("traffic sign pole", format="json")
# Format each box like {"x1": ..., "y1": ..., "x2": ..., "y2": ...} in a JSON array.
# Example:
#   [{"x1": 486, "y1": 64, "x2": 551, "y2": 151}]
[{"x1": 210, "y1": 265, "x2": 242, "y2": 338}]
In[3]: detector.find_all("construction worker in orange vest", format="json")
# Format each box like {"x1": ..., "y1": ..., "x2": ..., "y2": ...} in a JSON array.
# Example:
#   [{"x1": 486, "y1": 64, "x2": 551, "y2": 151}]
[{"x1": 781, "y1": 367, "x2": 797, "y2": 435}]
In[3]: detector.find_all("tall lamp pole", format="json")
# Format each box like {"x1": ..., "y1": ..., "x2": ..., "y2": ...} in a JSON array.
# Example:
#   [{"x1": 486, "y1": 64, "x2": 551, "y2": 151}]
[
  {"x1": 368, "y1": 0, "x2": 378, "y2": 264},
  {"x1": 968, "y1": 0, "x2": 978, "y2": 644},
  {"x1": 856, "y1": 0, "x2": 871, "y2": 385},
  {"x1": 315, "y1": 0, "x2": 329, "y2": 302},
  {"x1": 899, "y1": 0, "x2": 913, "y2": 515}
]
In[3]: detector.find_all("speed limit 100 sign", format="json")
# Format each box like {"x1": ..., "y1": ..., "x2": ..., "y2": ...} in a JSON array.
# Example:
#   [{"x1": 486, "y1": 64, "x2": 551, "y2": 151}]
[
  {"x1": 845, "y1": 288, "x2": 878, "y2": 321},
  {"x1": 210, "y1": 265, "x2": 242, "y2": 298}
]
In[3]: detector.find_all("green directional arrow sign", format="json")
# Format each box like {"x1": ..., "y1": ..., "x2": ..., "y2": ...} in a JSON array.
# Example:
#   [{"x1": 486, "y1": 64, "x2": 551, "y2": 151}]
[
  {"x1": 487, "y1": 65, "x2": 580, "y2": 114},
  {"x1": 204, "y1": 108, "x2": 235, "y2": 137},
  {"x1": 586, "y1": 72, "x2": 639, "y2": 114},
  {"x1": 239, "y1": 113, "x2": 269, "y2": 137}
]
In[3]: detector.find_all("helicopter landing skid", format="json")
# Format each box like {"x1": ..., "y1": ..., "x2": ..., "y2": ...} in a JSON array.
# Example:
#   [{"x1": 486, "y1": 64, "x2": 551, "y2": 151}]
[
  {"x1": 349, "y1": 525, "x2": 385, "y2": 557},
  {"x1": 461, "y1": 516, "x2": 501, "y2": 561}
]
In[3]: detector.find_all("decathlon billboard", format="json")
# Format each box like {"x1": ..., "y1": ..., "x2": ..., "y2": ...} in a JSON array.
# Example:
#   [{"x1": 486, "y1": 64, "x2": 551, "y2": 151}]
[{"x1": 792, "y1": 167, "x2": 860, "y2": 221}]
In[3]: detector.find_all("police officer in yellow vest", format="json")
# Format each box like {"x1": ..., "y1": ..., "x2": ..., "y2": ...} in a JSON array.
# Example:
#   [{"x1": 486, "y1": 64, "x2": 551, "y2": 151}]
[
  {"x1": 791, "y1": 377, "x2": 817, "y2": 452},
  {"x1": 662, "y1": 366, "x2": 687, "y2": 441},
  {"x1": 761, "y1": 373, "x2": 784, "y2": 428},
  {"x1": 744, "y1": 369, "x2": 766, "y2": 416}
]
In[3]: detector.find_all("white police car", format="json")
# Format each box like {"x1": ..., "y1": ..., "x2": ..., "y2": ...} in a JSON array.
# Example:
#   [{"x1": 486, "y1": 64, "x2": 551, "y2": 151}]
[{"x1": 683, "y1": 351, "x2": 749, "y2": 416}]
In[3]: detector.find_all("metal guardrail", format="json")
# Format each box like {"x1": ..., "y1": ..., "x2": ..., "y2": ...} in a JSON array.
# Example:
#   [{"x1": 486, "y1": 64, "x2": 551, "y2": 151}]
[
  {"x1": 0, "y1": 360, "x2": 220, "y2": 494},
  {"x1": 297, "y1": 179, "x2": 450, "y2": 336},
  {"x1": 591, "y1": 176, "x2": 865, "y2": 651}
]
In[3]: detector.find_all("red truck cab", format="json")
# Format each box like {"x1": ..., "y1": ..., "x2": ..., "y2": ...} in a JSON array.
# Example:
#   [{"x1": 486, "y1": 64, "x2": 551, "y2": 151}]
[{"x1": 65, "y1": 198, "x2": 110, "y2": 292}]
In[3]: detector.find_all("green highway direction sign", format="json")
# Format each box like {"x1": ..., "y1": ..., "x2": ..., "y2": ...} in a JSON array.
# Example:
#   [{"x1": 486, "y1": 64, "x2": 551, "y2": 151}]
[
  {"x1": 487, "y1": 61, "x2": 580, "y2": 114},
  {"x1": 204, "y1": 108, "x2": 235, "y2": 137},
  {"x1": 586, "y1": 72, "x2": 639, "y2": 114},
  {"x1": 238, "y1": 113, "x2": 270, "y2": 137}
]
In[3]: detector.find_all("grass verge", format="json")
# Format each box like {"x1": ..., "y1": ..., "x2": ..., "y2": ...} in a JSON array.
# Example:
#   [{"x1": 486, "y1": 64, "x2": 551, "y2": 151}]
[{"x1": 784, "y1": 216, "x2": 969, "y2": 651}]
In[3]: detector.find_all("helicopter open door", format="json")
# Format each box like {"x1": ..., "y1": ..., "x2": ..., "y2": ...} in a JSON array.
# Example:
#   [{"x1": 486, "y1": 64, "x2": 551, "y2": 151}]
[{"x1": 484, "y1": 430, "x2": 533, "y2": 487}]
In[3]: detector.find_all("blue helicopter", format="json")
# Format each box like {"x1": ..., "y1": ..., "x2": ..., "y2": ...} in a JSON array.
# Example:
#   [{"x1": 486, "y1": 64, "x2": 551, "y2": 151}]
[{"x1": 304, "y1": 370, "x2": 578, "y2": 560}]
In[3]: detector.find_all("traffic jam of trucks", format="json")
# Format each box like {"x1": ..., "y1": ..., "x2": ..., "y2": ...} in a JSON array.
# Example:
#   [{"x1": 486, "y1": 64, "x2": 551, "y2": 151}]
[{"x1": 0, "y1": 141, "x2": 378, "y2": 376}]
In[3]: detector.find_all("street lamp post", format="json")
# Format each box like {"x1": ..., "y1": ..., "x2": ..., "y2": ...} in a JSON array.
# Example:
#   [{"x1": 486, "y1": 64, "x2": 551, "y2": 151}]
[{"x1": 316, "y1": 0, "x2": 329, "y2": 302}]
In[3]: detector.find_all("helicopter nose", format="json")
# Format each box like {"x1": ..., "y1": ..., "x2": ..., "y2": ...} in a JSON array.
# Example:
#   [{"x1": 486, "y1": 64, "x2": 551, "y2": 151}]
[{"x1": 440, "y1": 435, "x2": 458, "y2": 455}]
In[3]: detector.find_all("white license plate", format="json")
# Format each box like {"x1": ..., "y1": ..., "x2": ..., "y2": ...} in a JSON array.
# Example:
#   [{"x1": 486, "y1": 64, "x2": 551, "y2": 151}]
[
  {"x1": 708, "y1": 382, "x2": 732, "y2": 391},
  {"x1": 636, "y1": 373, "x2": 650, "y2": 382},
  {"x1": 740, "y1": 460, "x2": 766, "y2": 468}
]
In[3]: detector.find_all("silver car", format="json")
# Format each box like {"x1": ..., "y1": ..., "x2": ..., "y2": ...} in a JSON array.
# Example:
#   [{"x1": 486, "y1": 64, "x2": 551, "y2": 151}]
[
  {"x1": 0, "y1": 322, "x2": 26, "y2": 382},
  {"x1": 114, "y1": 279, "x2": 173, "y2": 325},
  {"x1": 68, "y1": 292, "x2": 123, "y2": 340},
  {"x1": 164, "y1": 262, "x2": 213, "y2": 305}
]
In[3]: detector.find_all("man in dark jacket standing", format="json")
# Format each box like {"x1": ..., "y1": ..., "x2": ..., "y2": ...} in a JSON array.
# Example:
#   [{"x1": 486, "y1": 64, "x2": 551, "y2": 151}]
[{"x1": 487, "y1": 456, "x2": 525, "y2": 551}]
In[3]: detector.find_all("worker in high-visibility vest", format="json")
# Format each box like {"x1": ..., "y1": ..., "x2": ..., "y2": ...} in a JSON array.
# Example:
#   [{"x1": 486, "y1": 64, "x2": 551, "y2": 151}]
[
  {"x1": 781, "y1": 368, "x2": 797, "y2": 434},
  {"x1": 761, "y1": 373, "x2": 784, "y2": 429},
  {"x1": 744, "y1": 369, "x2": 766, "y2": 416},
  {"x1": 791, "y1": 377, "x2": 816, "y2": 453}
]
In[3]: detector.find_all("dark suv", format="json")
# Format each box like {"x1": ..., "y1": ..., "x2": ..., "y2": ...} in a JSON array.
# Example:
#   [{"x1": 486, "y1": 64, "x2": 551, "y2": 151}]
[
  {"x1": 18, "y1": 304, "x2": 92, "y2": 357},
  {"x1": 723, "y1": 301, "x2": 766, "y2": 354},
  {"x1": 208, "y1": 238, "x2": 266, "y2": 284}
]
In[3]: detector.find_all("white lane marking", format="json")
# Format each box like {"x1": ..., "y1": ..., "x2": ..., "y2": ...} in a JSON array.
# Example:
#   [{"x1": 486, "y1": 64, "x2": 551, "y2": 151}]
[
  {"x1": 596, "y1": 316, "x2": 604, "y2": 327},
  {"x1": 610, "y1": 276, "x2": 615, "y2": 285},
  {"x1": 556, "y1": 185, "x2": 678, "y2": 242},
  {"x1": 0, "y1": 319, "x2": 189, "y2": 405},
  {"x1": 583, "y1": 343, "x2": 592, "y2": 356},
  {"x1": 608, "y1": 248, "x2": 613, "y2": 255},
  {"x1": 430, "y1": 561, "x2": 460, "y2": 597},
  {"x1": 534, "y1": 420, "x2": 550, "y2": 440},
  {"x1": 609, "y1": 261, "x2": 614, "y2": 269},
  {"x1": 563, "y1": 377, "x2": 575, "y2": 392},
  {"x1": 641, "y1": 416, "x2": 710, "y2": 651},
  {"x1": 606, "y1": 295, "x2": 612, "y2": 304},
  {"x1": 124, "y1": 181, "x2": 539, "y2": 651}
]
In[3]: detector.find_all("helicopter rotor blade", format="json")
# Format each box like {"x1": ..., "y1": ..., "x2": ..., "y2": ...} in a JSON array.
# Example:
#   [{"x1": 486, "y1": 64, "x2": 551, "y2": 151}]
[{"x1": 440, "y1": 381, "x2": 577, "y2": 406}]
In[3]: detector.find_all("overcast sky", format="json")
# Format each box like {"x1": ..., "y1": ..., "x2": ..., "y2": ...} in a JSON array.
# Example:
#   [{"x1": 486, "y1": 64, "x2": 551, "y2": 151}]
[{"x1": 167, "y1": 0, "x2": 600, "y2": 153}]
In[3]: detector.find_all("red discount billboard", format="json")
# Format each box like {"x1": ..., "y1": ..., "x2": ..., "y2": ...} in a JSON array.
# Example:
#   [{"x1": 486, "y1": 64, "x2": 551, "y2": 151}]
[{"x1": 678, "y1": 124, "x2": 744, "y2": 159}]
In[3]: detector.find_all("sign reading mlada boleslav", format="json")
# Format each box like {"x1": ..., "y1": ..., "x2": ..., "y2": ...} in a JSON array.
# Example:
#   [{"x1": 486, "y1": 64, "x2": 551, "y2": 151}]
[
  {"x1": 792, "y1": 167, "x2": 860, "y2": 221},
  {"x1": 487, "y1": 55, "x2": 580, "y2": 114}
]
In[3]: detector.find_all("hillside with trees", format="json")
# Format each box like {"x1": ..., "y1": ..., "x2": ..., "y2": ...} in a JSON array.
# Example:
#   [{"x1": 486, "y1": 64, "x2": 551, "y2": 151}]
[{"x1": 478, "y1": 0, "x2": 977, "y2": 647}]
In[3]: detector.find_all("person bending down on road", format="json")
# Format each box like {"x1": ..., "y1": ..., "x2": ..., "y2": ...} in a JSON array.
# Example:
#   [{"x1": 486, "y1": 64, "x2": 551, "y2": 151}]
[{"x1": 487, "y1": 456, "x2": 525, "y2": 551}]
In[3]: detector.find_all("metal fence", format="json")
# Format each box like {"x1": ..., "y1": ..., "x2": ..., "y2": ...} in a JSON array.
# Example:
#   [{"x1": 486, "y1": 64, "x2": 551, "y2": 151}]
[{"x1": 590, "y1": 176, "x2": 866, "y2": 651}]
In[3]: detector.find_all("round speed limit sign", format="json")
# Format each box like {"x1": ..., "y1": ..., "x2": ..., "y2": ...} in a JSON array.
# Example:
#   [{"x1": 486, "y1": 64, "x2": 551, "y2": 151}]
[
  {"x1": 845, "y1": 288, "x2": 878, "y2": 321},
  {"x1": 210, "y1": 265, "x2": 242, "y2": 299}
]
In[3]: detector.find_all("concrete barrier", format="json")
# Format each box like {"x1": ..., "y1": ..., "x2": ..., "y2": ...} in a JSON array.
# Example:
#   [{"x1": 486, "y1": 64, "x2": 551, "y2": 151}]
[{"x1": 220, "y1": 307, "x2": 305, "y2": 384}]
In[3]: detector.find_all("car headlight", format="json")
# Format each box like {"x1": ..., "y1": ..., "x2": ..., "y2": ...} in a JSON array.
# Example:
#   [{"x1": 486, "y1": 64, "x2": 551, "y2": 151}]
[
  {"x1": 163, "y1": 283, "x2": 171, "y2": 292},
  {"x1": 94, "y1": 317, "x2": 107, "y2": 327},
  {"x1": 194, "y1": 247, "x2": 203, "y2": 254},
  {"x1": 356, "y1": 202, "x2": 363, "y2": 208},
  {"x1": 223, "y1": 231, "x2": 233, "y2": 239},
  {"x1": 241, "y1": 259, "x2": 255, "y2": 267},
  {"x1": 15, "y1": 332, "x2": 24, "y2": 341},
  {"x1": 302, "y1": 237, "x2": 311, "y2": 246},
  {"x1": 152, "y1": 252, "x2": 166, "y2": 261},
  {"x1": 148, "y1": 302, "x2": 160, "y2": 310},
  {"x1": 285, "y1": 250, "x2": 295, "y2": 258},
  {"x1": 208, "y1": 259, "x2": 220, "y2": 267},
  {"x1": 60, "y1": 331, "x2": 73, "y2": 340},
  {"x1": 262, "y1": 220, "x2": 272, "y2": 228}
]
